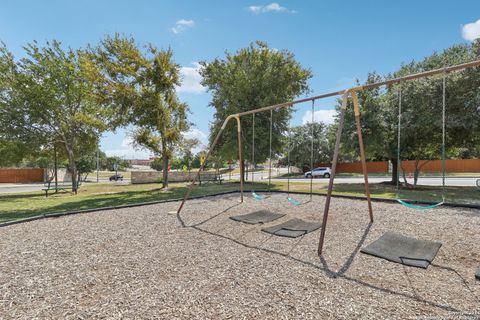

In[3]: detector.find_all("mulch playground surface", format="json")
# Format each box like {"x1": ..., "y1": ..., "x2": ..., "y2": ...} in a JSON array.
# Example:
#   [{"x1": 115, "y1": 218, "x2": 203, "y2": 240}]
[{"x1": 0, "y1": 193, "x2": 479, "y2": 319}]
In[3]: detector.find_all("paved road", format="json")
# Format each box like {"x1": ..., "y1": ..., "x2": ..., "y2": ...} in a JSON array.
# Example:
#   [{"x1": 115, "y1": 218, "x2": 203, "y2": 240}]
[
  {"x1": 1, "y1": 175, "x2": 478, "y2": 194},
  {"x1": 0, "y1": 184, "x2": 46, "y2": 194},
  {"x1": 225, "y1": 173, "x2": 480, "y2": 187}
]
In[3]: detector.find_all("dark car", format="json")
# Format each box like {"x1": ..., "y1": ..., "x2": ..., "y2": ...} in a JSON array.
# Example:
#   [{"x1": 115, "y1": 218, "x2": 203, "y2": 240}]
[{"x1": 109, "y1": 174, "x2": 123, "y2": 181}]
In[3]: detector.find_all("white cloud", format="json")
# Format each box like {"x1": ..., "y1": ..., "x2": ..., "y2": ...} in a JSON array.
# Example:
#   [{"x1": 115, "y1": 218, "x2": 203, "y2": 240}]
[
  {"x1": 104, "y1": 148, "x2": 153, "y2": 160},
  {"x1": 302, "y1": 109, "x2": 337, "y2": 126},
  {"x1": 176, "y1": 62, "x2": 205, "y2": 94},
  {"x1": 462, "y1": 19, "x2": 480, "y2": 41},
  {"x1": 183, "y1": 128, "x2": 207, "y2": 142},
  {"x1": 265, "y1": 3, "x2": 286, "y2": 12},
  {"x1": 248, "y1": 2, "x2": 295, "y2": 14},
  {"x1": 121, "y1": 136, "x2": 134, "y2": 148},
  {"x1": 170, "y1": 19, "x2": 195, "y2": 34},
  {"x1": 248, "y1": 5, "x2": 263, "y2": 14},
  {"x1": 105, "y1": 137, "x2": 153, "y2": 159},
  {"x1": 177, "y1": 19, "x2": 194, "y2": 27}
]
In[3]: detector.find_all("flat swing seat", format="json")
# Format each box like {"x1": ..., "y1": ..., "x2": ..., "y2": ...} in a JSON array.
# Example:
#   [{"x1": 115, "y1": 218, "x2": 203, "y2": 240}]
[
  {"x1": 361, "y1": 232, "x2": 442, "y2": 269},
  {"x1": 475, "y1": 268, "x2": 480, "y2": 281},
  {"x1": 230, "y1": 210, "x2": 285, "y2": 225},
  {"x1": 397, "y1": 199, "x2": 444, "y2": 210},
  {"x1": 262, "y1": 218, "x2": 321, "y2": 238},
  {"x1": 287, "y1": 197, "x2": 301, "y2": 206},
  {"x1": 251, "y1": 192, "x2": 264, "y2": 201}
]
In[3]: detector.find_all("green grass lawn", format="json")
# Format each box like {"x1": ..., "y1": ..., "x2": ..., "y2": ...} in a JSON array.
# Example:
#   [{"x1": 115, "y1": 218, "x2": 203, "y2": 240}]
[
  {"x1": 0, "y1": 182, "x2": 242, "y2": 223},
  {"x1": 1, "y1": 180, "x2": 478, "y2": 224},
  {"x1": 272, "y1": 181, "x2": 479, "y2": 204}
]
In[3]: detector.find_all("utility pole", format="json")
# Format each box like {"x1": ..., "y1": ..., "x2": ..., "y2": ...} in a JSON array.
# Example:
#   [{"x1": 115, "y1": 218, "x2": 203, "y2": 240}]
[
  {"x1": 96, "y1": 148, "x2": 99, "y2": 183},
  {"x1": 54, "y1": 145, "x2": 58, "y2": 192}
]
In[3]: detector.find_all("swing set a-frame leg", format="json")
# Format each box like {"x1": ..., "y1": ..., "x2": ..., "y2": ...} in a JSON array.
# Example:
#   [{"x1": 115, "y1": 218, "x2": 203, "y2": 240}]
[
  {"x1": 176, "y1": 115, "x2": 244, "y2": 216},
  {"x1": 352, "y1": 91, "x2": 374, "y2": 222},
  {"x1": 317, "y1": 91, "x2": 373, "y2": 256}
]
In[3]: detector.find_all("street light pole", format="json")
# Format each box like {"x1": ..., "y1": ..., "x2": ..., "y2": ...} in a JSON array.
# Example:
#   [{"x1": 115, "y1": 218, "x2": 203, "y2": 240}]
[
  {"x1": 96, "y1": 148, "x2": 99, "y2": 183},
  {"x1": 54, "y1": 145, "x2": 58, "y2": 192}
]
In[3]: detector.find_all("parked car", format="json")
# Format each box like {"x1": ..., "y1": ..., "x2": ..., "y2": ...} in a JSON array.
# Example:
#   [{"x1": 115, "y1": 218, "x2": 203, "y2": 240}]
[
  {"x1": 109, "y1": 174, "x2": 124, "y2": 181},
  {"x1": 304, "y1": 167, "x2": 331, "y2": 178}
]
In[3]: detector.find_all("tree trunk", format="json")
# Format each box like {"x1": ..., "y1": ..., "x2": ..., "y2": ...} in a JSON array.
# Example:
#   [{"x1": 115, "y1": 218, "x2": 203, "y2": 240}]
[
  {"x1": 78, "y1": 172, "x2": 81, "y2": 186},
  {"x1": 413, "y1": 159, "x2": 431, "y2": 187},
  {"x1": 162, "y1": 156, "x2": 169, "y2": 188},
  {"x1": 402, "y1": 168, "x2": 408, "y2": 187},
  {"x1": 390, "y1": 157, "x2": 398, "y2": 185},
  {"x1": 65, "y1": 146, "x2": 77, "y2": 194}
]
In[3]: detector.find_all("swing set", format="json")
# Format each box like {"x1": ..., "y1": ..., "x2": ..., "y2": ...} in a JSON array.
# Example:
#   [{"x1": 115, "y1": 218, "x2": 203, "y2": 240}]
[{"x1": 175, "y1": 59, "x2": 480, "y2": 256}]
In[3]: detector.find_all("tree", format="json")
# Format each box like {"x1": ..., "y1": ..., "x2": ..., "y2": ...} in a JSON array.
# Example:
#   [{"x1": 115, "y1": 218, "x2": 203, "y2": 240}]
[
  {"x1": 105, "y1": 156, "x2": 130, "y2": 171},
  {"x1": 0, "y1": 141, "x2": 31, "y2": 167},
  {"x1": 0, "y1": 43, "x2": 43, "y2": 167},
  {"x1": 150, "y1": 158, "x2": 163, "y2": 171},
  {"x1": 97, "y1": 150, "x2": 108, "y2": 170},
  {"x1": 91, "y1": 35, "x2": 188, "y2": 188},
  {"x1": 283, "y1": 122, "x2": 332, "y2": 172},
  {"x1": 76, "y1": 154, "x2": 96, "y2": 181},
  {"x1": 336, "y1": 41, "x2": 480, "y2": 185},
  {"x1": 0, "y1": 41, "x2": 111, "y2": 192},
  {"x1": 177, "y1": 137, "x2": 200, "y2": 171},
  {"x1": 337, "y1": 72, "x2": 399, "y2": 181},
  {"x1": 200, "y1": 41, "x2": 312, "y2": 179}
]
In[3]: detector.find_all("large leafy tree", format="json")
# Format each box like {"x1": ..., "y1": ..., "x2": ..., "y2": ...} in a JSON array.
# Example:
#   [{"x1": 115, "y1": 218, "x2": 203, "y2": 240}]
[
  {"x1": 75, "y1": 154, "x2": 96, "y2": 182},
  {"x1": 91, "y1": 35, "x2": 188, "y2": 188},
  {"x1": 0, "y1": 43, "x2": 40, "y2": 167},
  {"x1": 337, "y1": 73, "x2": 399, "y2": 180},
  {"x1": 200, "y1": 41, "x2": 312, "y2": 177},
  {"x1": 337, "y1": 40, "x2": 480, "y2": 185},
  {"x1": 0, "y1": 41, "x2": 109, "y2": 192},
  {"x1": 177, "y1": 137, "x2": 200, "y2": 171},
  {"x1": 283, "y1": 122, "x2": 332, "y2": 172}
]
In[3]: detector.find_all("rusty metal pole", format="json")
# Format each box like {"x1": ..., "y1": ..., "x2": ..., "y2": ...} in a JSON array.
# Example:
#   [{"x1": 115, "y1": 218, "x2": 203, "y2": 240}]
[
  {"x1": 235, "y1": 115, "x2": 244, "y2": 202},
  {"x1": 318, "y1": 92, "x2": 349, "y2": 256},
  {"x1": 176, "y1": 116, "x2": 234, "y2": 214},
  {"x1": 351, "y1": 91, "x2": 374, "y2": 222}
]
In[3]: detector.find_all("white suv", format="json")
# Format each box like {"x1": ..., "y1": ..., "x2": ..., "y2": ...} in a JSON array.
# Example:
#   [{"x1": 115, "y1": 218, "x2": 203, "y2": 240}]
[{"x1": 304, "y1": 167, "x2": 331, "y2": 178}]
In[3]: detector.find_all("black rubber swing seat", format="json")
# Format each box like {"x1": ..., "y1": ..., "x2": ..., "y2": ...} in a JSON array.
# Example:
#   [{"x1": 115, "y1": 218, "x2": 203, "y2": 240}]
[
  {"x1": 475, "y1": 268, "x2": 480, "y2": 281},
  {"x1": 262, "y1": 218, "x2": 322, "y2": 238},
  {"x1": 361, "y1": 232, "x2": 442, "y2": 269},
  {"x1": 230, "y1": 210, "x2": 285, "y2": 225}
]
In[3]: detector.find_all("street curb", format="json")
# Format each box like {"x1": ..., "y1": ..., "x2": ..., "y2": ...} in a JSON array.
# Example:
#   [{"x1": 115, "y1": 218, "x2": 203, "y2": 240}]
[{"x1": 1, "y1": 189, "x2": 478, "y2": 228}]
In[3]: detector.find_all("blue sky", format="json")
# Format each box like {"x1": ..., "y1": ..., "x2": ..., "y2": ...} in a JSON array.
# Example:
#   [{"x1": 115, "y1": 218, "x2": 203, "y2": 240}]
[{"x1": 1, "y1": 1, "x2": 479, "y2": 158}]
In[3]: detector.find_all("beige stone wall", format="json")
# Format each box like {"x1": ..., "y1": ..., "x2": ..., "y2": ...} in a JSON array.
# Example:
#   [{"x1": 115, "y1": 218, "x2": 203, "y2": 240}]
[{"x1": 131, "y1": 171, "x2": 197, "y2": 184}]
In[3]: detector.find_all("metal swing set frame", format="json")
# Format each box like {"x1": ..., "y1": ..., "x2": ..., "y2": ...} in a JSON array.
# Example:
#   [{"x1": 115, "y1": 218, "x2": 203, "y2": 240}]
[{"x1": 175, "y1": 59, "x2": 480, "y2": 256}]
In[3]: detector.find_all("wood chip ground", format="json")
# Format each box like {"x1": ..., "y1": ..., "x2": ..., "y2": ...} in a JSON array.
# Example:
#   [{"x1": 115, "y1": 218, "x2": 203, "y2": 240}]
[{"x1": 1, "y1": 193, "x2": 479, "y2": 319}]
